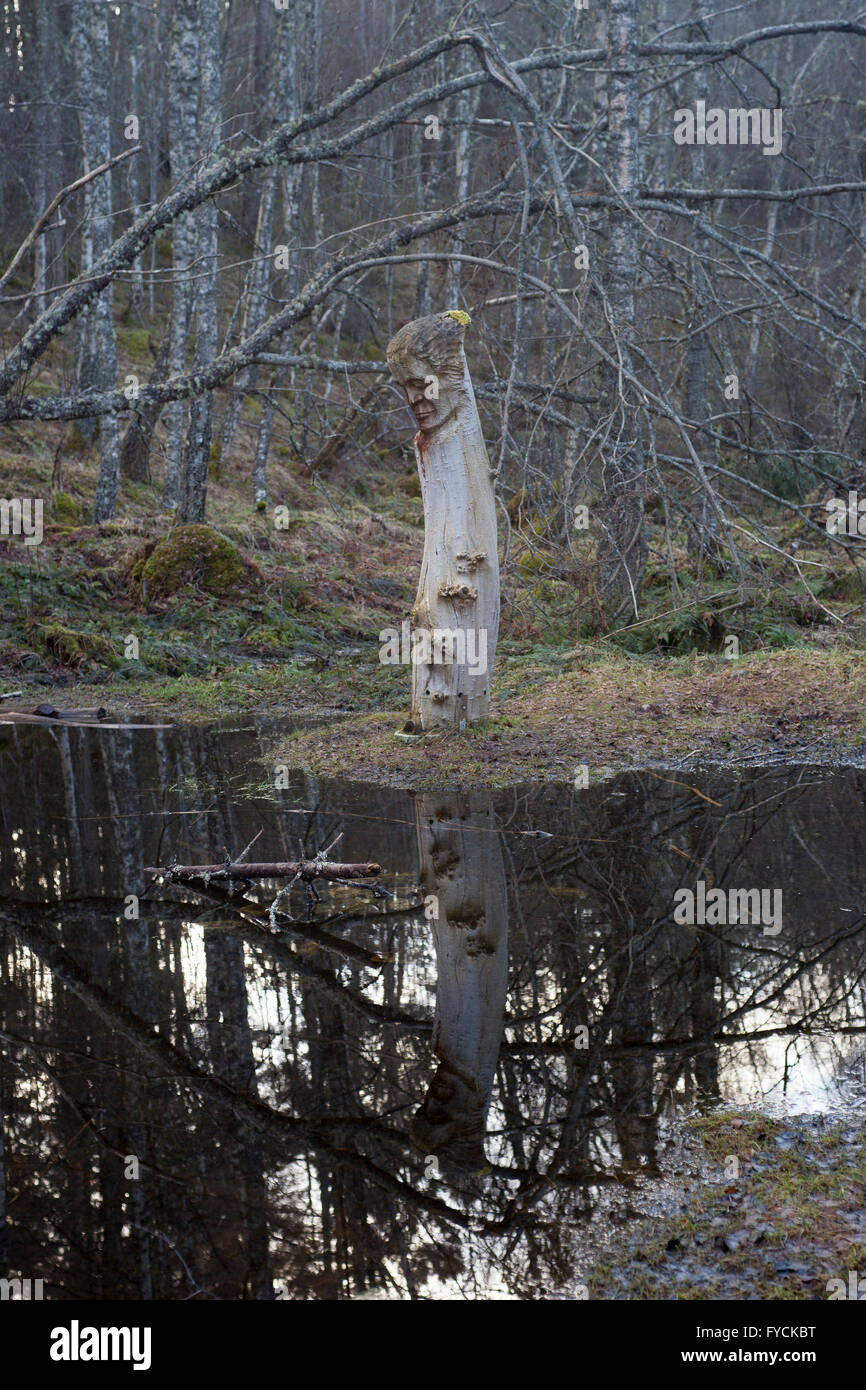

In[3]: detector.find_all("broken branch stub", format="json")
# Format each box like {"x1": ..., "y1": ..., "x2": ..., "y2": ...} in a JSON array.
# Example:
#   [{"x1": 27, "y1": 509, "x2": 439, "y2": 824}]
[{"x1": 387, "y1": 310, "x2": 500, "y2": 731}]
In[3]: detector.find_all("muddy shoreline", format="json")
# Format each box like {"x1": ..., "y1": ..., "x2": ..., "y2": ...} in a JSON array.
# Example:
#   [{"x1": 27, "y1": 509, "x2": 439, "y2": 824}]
[{"x1": 5, "y1": 645, "x2": 866, "y2": 790}]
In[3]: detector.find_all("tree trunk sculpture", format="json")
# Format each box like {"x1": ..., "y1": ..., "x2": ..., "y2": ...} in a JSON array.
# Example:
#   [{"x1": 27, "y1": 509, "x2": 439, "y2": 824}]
[{"x1": 387, "y1": 311, "x2": 499, "y2": 731}]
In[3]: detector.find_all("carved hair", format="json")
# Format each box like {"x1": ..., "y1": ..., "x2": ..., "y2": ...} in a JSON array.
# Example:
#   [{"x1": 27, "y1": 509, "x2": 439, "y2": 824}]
[{"x1": 386, "y1": 310, "x2": 468, "y2": 385}]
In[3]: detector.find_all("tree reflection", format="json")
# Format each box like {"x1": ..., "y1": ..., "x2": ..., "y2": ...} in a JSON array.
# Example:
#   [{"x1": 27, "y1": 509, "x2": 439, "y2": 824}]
[{"x1": 1, "y1": 724, "x2": 865, "y2": 1298}]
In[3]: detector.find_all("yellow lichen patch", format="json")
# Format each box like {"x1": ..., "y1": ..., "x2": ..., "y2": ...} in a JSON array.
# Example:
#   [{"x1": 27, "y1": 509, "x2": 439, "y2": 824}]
[{"x1": 446, "y1": 309, "x2": 470, "y2": 326}]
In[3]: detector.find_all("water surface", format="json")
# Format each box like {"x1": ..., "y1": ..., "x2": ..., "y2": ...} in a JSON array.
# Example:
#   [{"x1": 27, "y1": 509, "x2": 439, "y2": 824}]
[{"x1": 1, "y1": 720, "x2": 864, "y2": 1299}]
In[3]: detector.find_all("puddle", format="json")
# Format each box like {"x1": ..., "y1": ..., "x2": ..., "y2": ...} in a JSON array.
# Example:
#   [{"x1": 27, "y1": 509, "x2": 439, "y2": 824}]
[{"x1": 1, "y1": 722, "x2": 864, "y2": 1298}]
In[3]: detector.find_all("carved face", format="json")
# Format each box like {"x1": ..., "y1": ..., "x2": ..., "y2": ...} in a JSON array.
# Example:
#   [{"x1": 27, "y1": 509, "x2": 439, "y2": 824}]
[{"x1": 391, "y1": 352, "x2": 461, "y2": 435}]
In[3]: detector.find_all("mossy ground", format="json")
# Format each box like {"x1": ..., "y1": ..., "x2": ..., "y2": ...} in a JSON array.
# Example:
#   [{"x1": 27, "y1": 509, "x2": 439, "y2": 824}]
[
  {"x1": 587, "y1": 1111, "x2": 866, "y2": 1300},
  {"x1": 4, "y1": 638, "x2": 866, "y2": 787}
]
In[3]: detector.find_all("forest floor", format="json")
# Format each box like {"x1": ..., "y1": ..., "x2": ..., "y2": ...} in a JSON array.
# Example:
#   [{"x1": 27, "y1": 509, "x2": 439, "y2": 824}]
[
  {"x1": 585, "y1": 1109, "x2": 866, "y2": 1300},
  {"x1": 4, "y1": 408, "x2": 866, "y2": 787}
]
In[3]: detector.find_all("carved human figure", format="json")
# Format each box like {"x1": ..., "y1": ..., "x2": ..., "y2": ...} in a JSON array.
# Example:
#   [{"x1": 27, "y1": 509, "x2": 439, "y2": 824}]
[{"x1": 387, "y1": 311, "x2": 500, "y2": 730}]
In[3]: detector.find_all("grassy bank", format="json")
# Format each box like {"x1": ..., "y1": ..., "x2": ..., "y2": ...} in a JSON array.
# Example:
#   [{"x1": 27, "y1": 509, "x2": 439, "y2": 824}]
[{"x1": 4, "y1": 642, "x2": 866, "y2": 788}]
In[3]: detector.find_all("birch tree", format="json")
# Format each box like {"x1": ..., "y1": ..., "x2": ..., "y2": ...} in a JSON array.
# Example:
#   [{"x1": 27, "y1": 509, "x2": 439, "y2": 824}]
[
  {"x1": 596, "y1": 0, "x2": 646, "y2": 618},
  {"x1": 178, "y1": 0, "x2": 222, "y2": 523},
  {"x1": 163, "y1": 0, "x2": 200, "y2": 512},
  {"x1": 71, "y1": 0, "x2": 121, "y2": 522}
]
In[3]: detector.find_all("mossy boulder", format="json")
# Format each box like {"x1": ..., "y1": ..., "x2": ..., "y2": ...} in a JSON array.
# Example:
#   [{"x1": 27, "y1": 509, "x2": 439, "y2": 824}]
[
  {"x1": 39, "y1": 623, "x2": 118, "y2": 670},
  {"x1": 129, "y1": 524, "x2": 261, "y2": 602}
]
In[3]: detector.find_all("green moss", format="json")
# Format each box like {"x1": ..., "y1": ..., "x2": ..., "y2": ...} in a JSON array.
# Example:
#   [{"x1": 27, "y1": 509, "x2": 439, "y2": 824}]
[
  {"x1": 208, "y1": 439, "x2": 222, "y2": 481},
  {"x1": 826, "y1": 566, "x2": 866, "y2": 603},
  {"x1": 130, "y1": 524, "x2": 261, "y2": 601},
  {"x1": 38, "y1": 622, "x2": 119, "y2": 670},
  {"x1": 517, "y1": 548, "x2": 555, "y2": 575},
  {"x1": 53, "y1": 492, "x2": 87, "y2": 525},
  {"x1": 65, "y1": 423, "x2": 93, "y2": 455},
  {"x1": 115, "y1": 326, "x2": 152, "y2": 358}
]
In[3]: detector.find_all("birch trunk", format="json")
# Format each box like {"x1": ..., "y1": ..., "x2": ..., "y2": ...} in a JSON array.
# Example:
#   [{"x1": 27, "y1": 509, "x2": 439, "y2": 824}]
[
  {"x1": 744, "y1": 37, "x2": 791, "y2": 388},
  {"x1": 251, "y1": 5, "x2": 302, "y2": 503},
  {"x1": 33, "y1": 0, "x2": 48, "y2": 302},
  {"x1": 251, "y1": 161, "x2": 303, "y2": 491},
  {"x1": 685, "y1": 0, "x2": 719, "y2": 564},
  {"x1": 444, "y1": 54, "x2": 481, "y2": 307},
  {"x1": 221, "y1": 1, "x2": 297, "y2": 486},
  {"x1": 70, "y1": 0, "x2": 100, "y2": 449},
  {"x1": 126, "y1": 4, "x2": 144, "y2": 319},
  {"x1": 162, "y1": 0, "x2": 199, "y2": 511},
  {"x1": 119, "y1": 329, "x2": 170, "y2": 482},
  {"x1": 410, "y1": 793, "x2": 508, "y2": 1172},
  {"x1": 72, "y1": 0, "x2": 120, "y2": 522},
  {"x1": 387, "y1": 311, "x2": 499, "y2": 730},
  {"x1": 596, "y1": 0, "x2": 646, "y2": 617},
  {"x1": 178, "y1": 0, "x2": 222, "y2": 523}
]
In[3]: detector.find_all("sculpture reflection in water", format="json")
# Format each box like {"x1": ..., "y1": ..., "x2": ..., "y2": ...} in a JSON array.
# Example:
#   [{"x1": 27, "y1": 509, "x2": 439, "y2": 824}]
[{"x1": 410, "y1": 793, "x2": 508, "y2": 1173}]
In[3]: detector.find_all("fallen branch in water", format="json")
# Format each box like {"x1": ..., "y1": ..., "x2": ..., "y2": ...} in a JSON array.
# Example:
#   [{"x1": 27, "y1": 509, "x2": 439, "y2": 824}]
[
  {"x1": 147, "y1": 832, "x2": 387, "y2": 925},
  {"x1": 148, "y1": 859, "x2": 382, "y2": 883}
]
